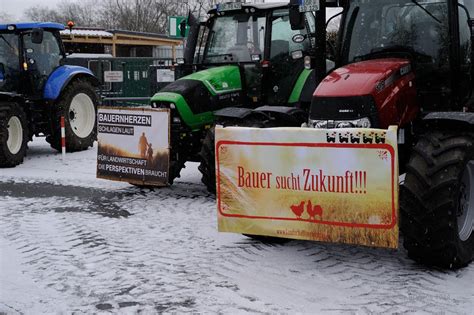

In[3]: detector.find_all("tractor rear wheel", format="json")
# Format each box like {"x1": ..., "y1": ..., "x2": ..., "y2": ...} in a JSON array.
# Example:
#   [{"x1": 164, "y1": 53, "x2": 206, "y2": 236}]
[
  {"x1": 47, "y1": 79, "x2": 98, "y2": 152},
  {"x1": 0, "y1": 102, "x2": 29, "y2": 167},
  {"x1": 401, "y1": 130, "x2": 474, "y2": 269}
]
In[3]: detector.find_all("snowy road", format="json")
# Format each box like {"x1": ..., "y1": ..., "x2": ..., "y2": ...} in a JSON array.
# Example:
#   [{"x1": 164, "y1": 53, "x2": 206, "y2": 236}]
[{"x1": 1, "y1": 138, "x2": 473, "y2": 314}]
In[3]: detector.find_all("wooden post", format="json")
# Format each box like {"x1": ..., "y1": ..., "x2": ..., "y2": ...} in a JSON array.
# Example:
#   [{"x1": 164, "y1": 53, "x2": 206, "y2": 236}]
[
  {"x1": 172, "y1": 45, "x2": 176, "y2": 60},
  {"x1": 112, "y1": 34, "x2": 117, "y2": 57}
]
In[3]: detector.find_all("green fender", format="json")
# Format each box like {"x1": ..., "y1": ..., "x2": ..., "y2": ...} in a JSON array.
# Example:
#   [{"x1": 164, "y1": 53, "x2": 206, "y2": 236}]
[{"x1": 288, "y1": 69, "x2": 312, "y2": 104}]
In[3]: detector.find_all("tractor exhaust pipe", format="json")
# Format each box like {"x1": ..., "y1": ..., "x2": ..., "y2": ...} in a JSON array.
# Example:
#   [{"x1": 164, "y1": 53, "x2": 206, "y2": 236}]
[
  {"x1": 182, "y1": 11, "x2": 200, "y2": 65},
  {"x1": 314, "y1": 1, "x2": 327, "y2": 84}
]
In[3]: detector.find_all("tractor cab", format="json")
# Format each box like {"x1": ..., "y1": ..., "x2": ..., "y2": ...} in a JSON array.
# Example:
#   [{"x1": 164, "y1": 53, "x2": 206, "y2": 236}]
[
  {"x1": 308, "y1": 0, "x2": 474, "y2": 129},
  {"x1": 0, "y1": 23, "x2": 66, "y2": 98},
  {"x1": 175, "y1": 2, "x2": 316, "y2": 106},
  {"x1": 339, "y1": 0, "x2": 474, "y2": 110}
]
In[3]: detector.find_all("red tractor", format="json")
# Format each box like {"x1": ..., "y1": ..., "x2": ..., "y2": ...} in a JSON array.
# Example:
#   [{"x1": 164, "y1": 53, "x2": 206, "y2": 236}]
[{"x1": 303, "y1": 0, "x2": 474, "y2": 268}]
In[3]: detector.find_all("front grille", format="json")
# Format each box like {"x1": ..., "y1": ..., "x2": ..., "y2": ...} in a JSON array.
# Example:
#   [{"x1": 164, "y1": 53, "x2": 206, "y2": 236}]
[
  {"x1": 160, "y1": 79, "x2": 214, "y2": 114},
  {"x1": 309, "y1": 95, "x2": 379, "y2": 127}
]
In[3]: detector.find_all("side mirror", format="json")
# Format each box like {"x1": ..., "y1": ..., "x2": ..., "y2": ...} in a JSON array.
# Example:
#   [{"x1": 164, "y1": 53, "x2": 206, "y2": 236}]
[
  {"x1": 289, "y1": 0, "x2": 305, "y2": 30},
  {"x1": 31, "y1": 28, "x2": 44, "y2": 44}
]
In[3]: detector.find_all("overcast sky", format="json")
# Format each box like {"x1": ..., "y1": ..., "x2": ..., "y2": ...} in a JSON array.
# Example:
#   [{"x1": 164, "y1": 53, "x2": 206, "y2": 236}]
[
  {"x1": 1, "y1": 0, "x2": 340, "y2": 21},
  {"x1": 1, "y1": 0, "x2": 62, "y2": 20}
]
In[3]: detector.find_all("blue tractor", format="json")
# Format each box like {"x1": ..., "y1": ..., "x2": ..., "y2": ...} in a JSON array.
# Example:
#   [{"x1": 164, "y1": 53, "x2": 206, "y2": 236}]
[{"x1": 0, "y1": 22, "x2": 99, "y2": 167}]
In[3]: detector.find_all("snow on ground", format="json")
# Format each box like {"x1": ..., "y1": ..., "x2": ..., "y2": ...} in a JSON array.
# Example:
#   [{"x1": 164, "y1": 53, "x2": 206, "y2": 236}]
[{"x1": 0, "y1": 137, "x2": 473, "y2": 314}]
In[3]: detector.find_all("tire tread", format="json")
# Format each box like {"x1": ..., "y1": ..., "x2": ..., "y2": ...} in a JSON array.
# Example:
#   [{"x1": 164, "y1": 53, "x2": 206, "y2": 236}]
[{"x1": 401, "y1": 130, "x2": 474, "y2": 269}]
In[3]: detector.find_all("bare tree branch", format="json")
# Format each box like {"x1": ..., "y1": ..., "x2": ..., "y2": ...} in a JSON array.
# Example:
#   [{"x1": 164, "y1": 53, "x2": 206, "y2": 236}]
[{"x1": 22, "y1": 0, "x2": 216, "y2": 33}]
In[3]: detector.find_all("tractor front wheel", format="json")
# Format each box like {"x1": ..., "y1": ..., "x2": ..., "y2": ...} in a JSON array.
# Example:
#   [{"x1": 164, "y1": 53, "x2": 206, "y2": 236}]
[
  {"x1": 401, "y1": 130, "x2": 474, "y2": 269},
  {"x1": 47, "y1": 79, "x2": 98, "y2": 152},
  {"x1": 199, "y1": 119, "x2": 288, "y2": 243},
  {"x1": 0, "y1": 102, "x2": 29, "y2": 167},
  {"x1": 198, "y1": 126, "x2": 217, "y2": 194},
  {"x1": 199, "y1": 119, "x2": 271, "y2": 194}
]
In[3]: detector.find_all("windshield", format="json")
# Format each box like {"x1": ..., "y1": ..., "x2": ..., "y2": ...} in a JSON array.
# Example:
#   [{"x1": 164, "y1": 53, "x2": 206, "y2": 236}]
[
  {"x1": 0, "y1": 33, "x2": 20, "y2": 70},
  {"x1": 0, "y1": 32, "x2": 21, "y2": 92},
  {"x1": 204, "y1": 13, "x2": 266, "y2": 63},
  {"x1": 341, "y1": 0, "x2": 449, "y2": 66}
]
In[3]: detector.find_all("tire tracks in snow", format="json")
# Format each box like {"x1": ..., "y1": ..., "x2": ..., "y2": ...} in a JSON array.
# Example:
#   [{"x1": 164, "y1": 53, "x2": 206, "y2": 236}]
[{"x1": 0, "y1": 180, "x2": 473, "y2": 313}]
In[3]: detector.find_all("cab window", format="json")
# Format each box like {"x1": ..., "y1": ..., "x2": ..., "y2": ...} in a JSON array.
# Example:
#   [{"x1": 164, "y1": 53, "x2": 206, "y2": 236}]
[
  {"x1": 24, "y1": 31, "x2": 62, "y2": 77},
  {"x1": 270, "y1": 9, "x2": 310, "y2": 60}
]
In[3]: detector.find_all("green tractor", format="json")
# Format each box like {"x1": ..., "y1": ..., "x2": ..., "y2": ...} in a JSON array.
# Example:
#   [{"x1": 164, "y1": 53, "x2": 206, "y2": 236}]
[{"x1": 151, "y1": 2, "x2": 328, "y2": 189}]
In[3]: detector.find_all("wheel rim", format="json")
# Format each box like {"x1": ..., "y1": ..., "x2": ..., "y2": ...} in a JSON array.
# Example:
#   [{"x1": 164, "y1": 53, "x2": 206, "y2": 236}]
[
  {"x1": 69, "y1": 93, "x2": 96, "y2": 138},
  {"x1": 458, "y1": 161, "x2": 474, "y2": 241},
  {"x1": 7, "y1": 116, "x2": 23, "y2": 155}
]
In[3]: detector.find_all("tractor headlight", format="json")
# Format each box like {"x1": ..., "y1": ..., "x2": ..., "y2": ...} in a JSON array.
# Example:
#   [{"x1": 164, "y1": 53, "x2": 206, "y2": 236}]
[
  {"x1": 307, "y1": 120, "x2": 331, "y2": 129},
  {"x1": 315, "y1": 121, "x2": 328, "y2": 128},
  {"x1": 355, "y1": 117, "x2": 371, "y2": 128},
  {"x1": 337, "y1": 121, "x2": 354, "y2": 128},
  {"x1": 153, "y1": 102, "x2": 175, "y2": 110}
]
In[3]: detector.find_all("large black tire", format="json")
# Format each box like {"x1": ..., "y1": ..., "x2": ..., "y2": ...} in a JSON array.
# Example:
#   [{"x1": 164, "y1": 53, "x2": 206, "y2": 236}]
[
  {"x1": 199, "y1": 119, "x2": 270, "y2": 194},
  {"x1": 401, "y1": 130, "x2": 474, "y2": 269},
  {"x1": 0, "y1": 102, "x2": 29, "y2": 167},
  {"x1": 199, "y1": 119, "x2": 288, "y2": 243},
  {"x1": 47, "y1": 79, "x2": 98, "y2": 152},
  {"x1": 198, "y1": 126, "x2": 217, "y2": 194},
  {"x1": 168, "y1": 154, "x2": 186, "y2": 185}
]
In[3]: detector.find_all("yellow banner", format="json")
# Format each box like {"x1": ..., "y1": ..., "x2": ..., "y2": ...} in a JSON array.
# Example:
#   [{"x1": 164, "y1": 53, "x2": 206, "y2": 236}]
[{"x1": 216, "y1": 126, "x2": 399, "y2": 249}]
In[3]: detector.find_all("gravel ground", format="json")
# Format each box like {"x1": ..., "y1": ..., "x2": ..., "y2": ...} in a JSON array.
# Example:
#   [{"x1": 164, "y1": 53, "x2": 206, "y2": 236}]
[{"x1": 0, "y1": 138, "x2": 473, "y2": 314}]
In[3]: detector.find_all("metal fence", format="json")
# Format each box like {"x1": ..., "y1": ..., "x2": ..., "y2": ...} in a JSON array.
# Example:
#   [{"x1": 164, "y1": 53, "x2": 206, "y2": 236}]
[{"x1": 66, "y1": 57, "x2": 176, "y2": 107}]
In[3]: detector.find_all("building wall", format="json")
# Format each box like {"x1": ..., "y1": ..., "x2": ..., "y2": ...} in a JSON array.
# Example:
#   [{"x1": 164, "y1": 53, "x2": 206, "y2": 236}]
[
  {"x1": 65, "y1": 42, "x2": 180, "y2": 59},
  {"x1": 153, "y1": 45, "x2": 184, "y2": 59},
  {"x1": 64, "y1": 42, "x2": 106, "y2": 54}
]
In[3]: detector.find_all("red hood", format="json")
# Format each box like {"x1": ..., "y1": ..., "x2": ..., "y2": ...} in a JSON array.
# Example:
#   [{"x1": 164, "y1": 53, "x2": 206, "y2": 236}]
[{"x1": 314, "y1": 58, "x2": 411, "y2": 97}]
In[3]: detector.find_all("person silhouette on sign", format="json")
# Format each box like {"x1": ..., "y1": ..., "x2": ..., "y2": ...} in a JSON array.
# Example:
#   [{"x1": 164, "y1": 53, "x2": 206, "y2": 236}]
[
  {"x1": 147, "y1": 143, "x2": 154, "y2": 165},
  {"x1": 139, "y1": 132, "x2": 149, "y2": 158}
]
